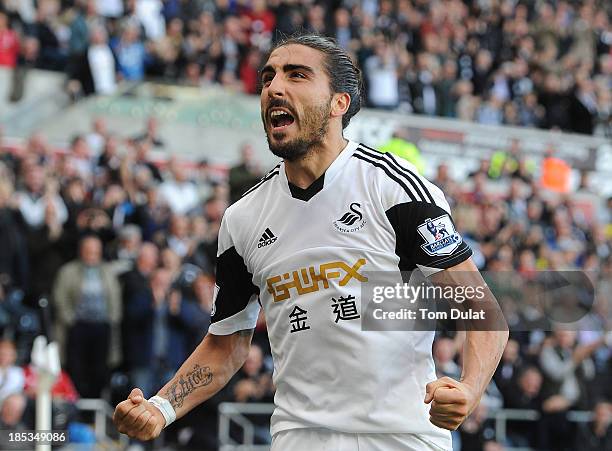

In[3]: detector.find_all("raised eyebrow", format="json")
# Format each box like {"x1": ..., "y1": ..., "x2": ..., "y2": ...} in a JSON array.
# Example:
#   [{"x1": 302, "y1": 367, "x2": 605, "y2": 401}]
[{"x1": 260, "y1": 64, "x2": 314, "y2": 78}]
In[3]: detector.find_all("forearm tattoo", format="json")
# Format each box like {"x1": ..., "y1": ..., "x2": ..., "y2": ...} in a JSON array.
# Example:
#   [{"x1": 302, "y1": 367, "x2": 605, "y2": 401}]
[{"x1": 165, "y1": 364, "x2": 213, "y2": 409}]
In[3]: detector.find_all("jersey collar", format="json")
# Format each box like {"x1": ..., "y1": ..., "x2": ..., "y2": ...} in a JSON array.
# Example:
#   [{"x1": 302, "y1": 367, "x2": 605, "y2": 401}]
[{"x1": 278, "y1": 140, "x2": 359, "y2": 199}]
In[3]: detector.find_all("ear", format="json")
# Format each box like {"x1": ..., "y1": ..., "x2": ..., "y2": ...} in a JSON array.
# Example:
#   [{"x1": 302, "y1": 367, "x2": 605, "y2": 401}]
[{"x1": 330, "y1": 92, "x2": 351, "y2": 119}]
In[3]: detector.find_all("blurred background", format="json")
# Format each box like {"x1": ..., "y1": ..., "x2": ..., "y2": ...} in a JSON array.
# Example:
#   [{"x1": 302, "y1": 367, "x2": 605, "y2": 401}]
[{"x1": 0, "y1": 0, "x2": 610, "y2": 450}]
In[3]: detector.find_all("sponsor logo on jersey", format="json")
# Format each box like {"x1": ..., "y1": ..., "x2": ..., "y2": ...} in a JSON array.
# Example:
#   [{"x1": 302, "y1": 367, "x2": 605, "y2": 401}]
[
  {"x1": 257, "y1": 228, "x2": 277, "y2": 248},
  {"x1": 333, "y1": 202, "x2": 366, "y2": 233},
  {"x1": 266, "y1": 258, "x2": 368, "y2": 302},
  {"x1": 417, "y1": 214, "x2": 462, "y2": 256}
]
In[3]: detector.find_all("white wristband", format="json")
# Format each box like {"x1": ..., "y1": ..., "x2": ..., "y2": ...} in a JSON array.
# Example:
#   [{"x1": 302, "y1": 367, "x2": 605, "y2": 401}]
[{"x1": 148, "y1": 395, "x2": 176, "y2": 427}]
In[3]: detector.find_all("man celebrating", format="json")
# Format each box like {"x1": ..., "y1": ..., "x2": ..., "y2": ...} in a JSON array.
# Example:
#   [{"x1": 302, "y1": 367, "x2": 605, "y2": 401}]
[{"x1": 113, "y1": 34, "x2": 508, "y2": 450}]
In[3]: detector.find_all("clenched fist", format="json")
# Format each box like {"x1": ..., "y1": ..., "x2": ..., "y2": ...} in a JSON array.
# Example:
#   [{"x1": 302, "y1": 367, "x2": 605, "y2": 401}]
[
  {"x1": 113, "y1": 388, "x2": 165, "y2": 441},
  {"x1": 424, "y1": 377, "x2": 478, "y2": 431}
]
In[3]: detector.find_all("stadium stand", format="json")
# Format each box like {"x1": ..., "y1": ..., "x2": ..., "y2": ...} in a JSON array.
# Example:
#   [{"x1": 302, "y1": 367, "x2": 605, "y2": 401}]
[{"x1": 0, "y1": 0, "x2": 610, "y2": 136}]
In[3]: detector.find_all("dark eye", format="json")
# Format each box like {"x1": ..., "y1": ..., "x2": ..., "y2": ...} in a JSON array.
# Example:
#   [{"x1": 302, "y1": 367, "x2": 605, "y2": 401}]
[
  {"x1": 291, "y1": 72, "x2": 306, "y2": 79},
  {"x1": 262, "y1": 74, "x2": 274, "y2": 85}
]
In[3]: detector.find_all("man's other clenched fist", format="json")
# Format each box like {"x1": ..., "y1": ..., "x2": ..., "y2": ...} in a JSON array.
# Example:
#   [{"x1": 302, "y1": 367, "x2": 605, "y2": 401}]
[
  {"x1": 113, "y1": 388, "x2": 165, "y2": 441},
  {"x1": 424, "y1": 376, "x2": 478, "y2": 431}
]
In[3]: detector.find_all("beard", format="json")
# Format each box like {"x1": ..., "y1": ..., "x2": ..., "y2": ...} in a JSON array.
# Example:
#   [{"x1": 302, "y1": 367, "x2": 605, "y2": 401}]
[{"x1": 263, "y1": 99, "x2": 331, "y2": 162}]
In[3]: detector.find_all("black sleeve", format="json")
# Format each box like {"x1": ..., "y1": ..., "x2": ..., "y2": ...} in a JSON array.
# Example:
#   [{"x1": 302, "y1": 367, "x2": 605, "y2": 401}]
[
  {"x1": 210, "y1": 246, "x2": 259, "y2": 324},
  {"x1": 386, "y1": 201, "x2": 472, "y2": 271}
]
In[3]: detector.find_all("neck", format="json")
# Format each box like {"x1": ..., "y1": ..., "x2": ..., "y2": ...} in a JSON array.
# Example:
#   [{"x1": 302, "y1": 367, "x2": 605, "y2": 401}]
[{"x1": 284, "y1": 133, "x2": 348, "y2": 189}]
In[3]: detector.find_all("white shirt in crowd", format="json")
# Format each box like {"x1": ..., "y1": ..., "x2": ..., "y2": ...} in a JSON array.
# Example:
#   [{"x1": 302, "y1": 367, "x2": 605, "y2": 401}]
[
  {"x1": 17, "y1": 192, "x2": 68, "y2": 228},
  {"x1": 95, "y1": 0, "x2": 124, "y2": 17},
  {"x1": 0, "y1": 366, "x2": 25, "y2": 404},
  {"x1": 136, "y1": 0, "x2": 165, "y2": 40},
  {"x1": 365, "y1": 55, "x2": 399, "y2": 108},
  {"x1": 88, "y1": 44, "x2": 117, "y2": 95},
  {"x1": 158, "y1": 180, "x2": 200, "y2": 215}
]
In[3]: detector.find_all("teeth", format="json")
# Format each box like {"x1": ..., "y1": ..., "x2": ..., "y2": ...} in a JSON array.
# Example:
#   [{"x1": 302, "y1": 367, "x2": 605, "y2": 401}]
[{"x1": 271, "y1": 111, "x2": 285, "y2": 117}]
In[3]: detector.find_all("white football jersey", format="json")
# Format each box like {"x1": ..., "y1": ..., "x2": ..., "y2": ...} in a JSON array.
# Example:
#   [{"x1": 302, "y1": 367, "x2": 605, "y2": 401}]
[{"x1": 209, "y1": 140, "x2": 471, "y2": 448}]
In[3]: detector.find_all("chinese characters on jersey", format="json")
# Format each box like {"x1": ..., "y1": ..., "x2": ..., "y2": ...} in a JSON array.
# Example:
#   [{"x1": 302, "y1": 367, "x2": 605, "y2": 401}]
[
  {"x1": 331, "y1": 295, "x2": 360, "y2": 323},
  {"x1": 289, "y1": 305, "x2": 310, "y2": 333},
  {"x1": 288, "y1": 295, "x2": 361, "y2": 332}
]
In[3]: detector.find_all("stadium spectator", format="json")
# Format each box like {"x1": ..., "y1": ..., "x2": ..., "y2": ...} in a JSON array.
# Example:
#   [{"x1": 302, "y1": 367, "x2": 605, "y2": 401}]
[
  {"x1": 538, "y1": 328, "x2": 606, "y2": 450},
  {"x1": 15, "y1": 164, "x2": 68, "y2": 229},
  {"x1": 189, "y1": 272, "x2": 214, "y2": 341},
  {"x1": 433, "y1": 336, "x2": 461, "y2": 380},
  {"x1": 158, "y1": 159, "x2": 199, "y2": 215},
  {"x1": 123, "y1": 265, "x2": 210, "y2": 398},
  {"x1": 24, "y1": 131, "x2": 53, "y2": 166},
  {"x1": 169, "y1": 265, "x2": 215, "y2": 357},
  {"x1": 0, "y1": 10, "x2": 19, "y2": 68},
  {"x1": 2, "y1": 0, "x2": 36, "y2": 25},
  {"x1": 187, "y1": 219, "x2": 216, "y2": 275},
  {"x1": 131, "y1": 137, "x2": 163, "y2": 181},
  {"x1": 504, "y1": 366, "x2": 544, "y2": 447},
  {"x1": 109, "y1": 224, "x2": 142, "y2": 272},
  {"x1": 67, "y1": 135, "x2": 94, "y2": 181},
  {"x1": 113, "y1": 22, "x2": 146, "y2": 81},
  {"x1": 23, "y1": 179, "x2": 69, "y2": 300},
  {"x1": 378, "y1": 131, "x2": 425, "y2": 174},
  {"x1": 52, "y1": 235, "x2": 121, "y2": 398},
  {"x1": 0, "y1": 340, "x2": 26, "y2": 428},
  {"x1": 151, "y1": 16, "x2": 184, "y2": 78},
  {"x1": 331, "y1": 7, "x2": 357, "y2": 50},
  {"x1": 575, "y1": 400, "x2": 612, "y2": 450},
  {"x1": 159, "y1": 246, "x2": 181, "y2": 280},
  {"x1": 232, "y1": 344, "x2": 273, "y2": 404},
  {"x1": 230, "y1": 343, "x2": 274, "y2": 444},
  {"x1": 134, "y1": 0, "x2": 165, "y2": 41},
  {"x1": 95, "y1": 0, "x2": 123, "y2": 19},
  {"x1": 96, "y1": 134, "x2": 122, "y2": 182},
  {"x1": 66, "y1": 0, "x2": 97, "y2": 89},
  {"x1": 86, "y1": 118, "x2": 109, "y2": 155},
  {"x1": 86, "y1": 24, "x2": 117, "y2": 95},
  {"x1": 0, "y1": 179, "x2": 28, "y2": 292},
  {"x1": 132, "y1": 185, "x2": 171, "y2": 241},
  {"x1": 134, "y1": 116, "x2": 165, "y2": 148},
  {"x1": 228, "y1": 142, "x2": 262, "y2": 203},
  {"x1": 458, "y1": 403, "x2": 497, "y2": 451},
  {"x1": 165, "y1": 214, "x2": 194, "y2": 258},
  {"x1": 123, "y1": 267, "x2": 172, "y2": 397},
  {"x1": 493, "y1": 338, "x2": 524, "y2": 401},
  {"x1": 240, "y1": 47, "x2": 263, "y2": 94},
  {"x1": 28, "y1": 2, "x2": 65, "y2": 72},
  {"x1": 120, "y1": 242, "x2": 158, "y2": 357}
]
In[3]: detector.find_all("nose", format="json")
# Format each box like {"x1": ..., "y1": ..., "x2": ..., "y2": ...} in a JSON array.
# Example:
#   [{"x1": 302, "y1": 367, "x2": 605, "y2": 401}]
[{"x1": 267, "y1": 74, "x2": 285, "y2": 99}]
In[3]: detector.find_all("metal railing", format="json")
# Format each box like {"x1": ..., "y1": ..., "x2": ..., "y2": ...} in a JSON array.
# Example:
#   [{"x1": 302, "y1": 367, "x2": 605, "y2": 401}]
[
  {"x1": 219, "y1": 403, "x2": 275, "y2": 451},
  {"x1": 75, "y1": 398, "x2": 128, "y2": 447},
  {"x1": 218, "y1": 403, "x2": 594, "y2": 451}
]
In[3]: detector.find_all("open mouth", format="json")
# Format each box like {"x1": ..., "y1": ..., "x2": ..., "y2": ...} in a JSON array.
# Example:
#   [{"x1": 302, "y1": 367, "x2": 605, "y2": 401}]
[{"x1": 269, "y1": 108, "x2": 295, "y2": 131}]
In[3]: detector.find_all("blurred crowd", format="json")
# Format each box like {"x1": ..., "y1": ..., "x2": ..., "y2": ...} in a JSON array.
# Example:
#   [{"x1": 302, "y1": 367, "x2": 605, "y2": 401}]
[
  {"x1": 430, "y1": 147, "x2": 612, "y2": 450},
  {"x1": 0, "y1": 0, "x2": 611, "y2": 136},
  {"x1": 0, "y1": 116, "x2": 610, "y2": 449},
  {"x1": 0, "y1": 118, "x2": 269, "y2": 449}
]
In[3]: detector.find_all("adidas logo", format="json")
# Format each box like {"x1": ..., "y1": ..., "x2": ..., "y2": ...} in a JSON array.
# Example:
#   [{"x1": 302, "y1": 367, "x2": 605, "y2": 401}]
[{"x1": 258, "y1": 228, "x2": 277, "y2": 248}]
